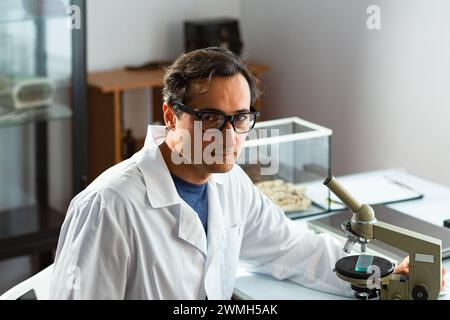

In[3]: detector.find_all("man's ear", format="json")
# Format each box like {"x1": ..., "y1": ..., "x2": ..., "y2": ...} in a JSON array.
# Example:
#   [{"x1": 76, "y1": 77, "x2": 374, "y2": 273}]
[{"x1": 162, "y1": 102, "x2": 176, "y2": 130}]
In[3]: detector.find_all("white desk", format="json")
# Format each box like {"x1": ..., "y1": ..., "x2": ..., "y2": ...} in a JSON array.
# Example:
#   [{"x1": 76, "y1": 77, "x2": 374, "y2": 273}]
[{"x1": 234, "y1": 169, "x2": 450, "y2": 300}]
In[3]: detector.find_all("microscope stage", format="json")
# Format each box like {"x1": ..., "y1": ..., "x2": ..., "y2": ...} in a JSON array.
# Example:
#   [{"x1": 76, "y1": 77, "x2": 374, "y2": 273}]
[{"x1": 335, "y1": 255, "x2": 394, "y2": 280}]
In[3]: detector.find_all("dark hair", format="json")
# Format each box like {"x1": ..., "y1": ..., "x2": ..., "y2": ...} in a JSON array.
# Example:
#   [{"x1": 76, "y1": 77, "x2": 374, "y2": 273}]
[{"x1": 162, "y1": 47, "x2": 260, "y2": 107}]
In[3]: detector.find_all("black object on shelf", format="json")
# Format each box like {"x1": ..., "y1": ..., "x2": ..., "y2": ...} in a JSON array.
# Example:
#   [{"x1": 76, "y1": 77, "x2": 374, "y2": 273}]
[
  {"x1": 122, "y1": 128, "x2": 136, "y2": 159},
  {"x1": 444, "y1": 219, "x2": 450, "y2": 229},
  {"x1": 184, "y1": 17, "x2": 243, "y2": 55}
]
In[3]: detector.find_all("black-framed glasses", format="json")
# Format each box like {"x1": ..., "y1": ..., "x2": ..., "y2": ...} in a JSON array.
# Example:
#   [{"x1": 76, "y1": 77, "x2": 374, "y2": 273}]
[{"x1": 172, "y1": 102, "x2": 260, "y2": 134}]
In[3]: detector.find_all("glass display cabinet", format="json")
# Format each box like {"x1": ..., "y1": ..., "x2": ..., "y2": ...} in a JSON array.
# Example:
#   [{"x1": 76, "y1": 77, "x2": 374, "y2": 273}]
[
  {"x1": 238, "y1": 117, "x2": 332, "y2": 219},
  {"x1": 0, "y1": 0, "x2": 86, "y2": 271}
]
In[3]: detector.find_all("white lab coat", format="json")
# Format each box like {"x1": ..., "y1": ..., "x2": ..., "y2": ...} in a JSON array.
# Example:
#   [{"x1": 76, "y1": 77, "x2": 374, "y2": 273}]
[{"x1": 50, "y1": 125, "x2": 353, "y2": 299}]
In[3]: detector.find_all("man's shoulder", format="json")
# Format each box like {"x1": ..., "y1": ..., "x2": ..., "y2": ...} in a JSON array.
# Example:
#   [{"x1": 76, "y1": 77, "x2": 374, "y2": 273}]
[{"x1": 70, "y1": 156, "x2": 146, "y2": 209}]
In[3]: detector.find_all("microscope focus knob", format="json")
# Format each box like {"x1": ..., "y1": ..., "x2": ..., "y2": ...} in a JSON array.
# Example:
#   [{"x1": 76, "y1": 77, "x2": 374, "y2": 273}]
[{"x1": 412, "y1": 284, "x2": 429, "y2": 300}]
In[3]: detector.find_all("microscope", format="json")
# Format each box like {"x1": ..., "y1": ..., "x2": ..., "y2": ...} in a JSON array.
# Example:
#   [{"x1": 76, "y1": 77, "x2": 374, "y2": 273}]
[{"x1": 323, "y1": 176, "x2": 442, "y2": 300}]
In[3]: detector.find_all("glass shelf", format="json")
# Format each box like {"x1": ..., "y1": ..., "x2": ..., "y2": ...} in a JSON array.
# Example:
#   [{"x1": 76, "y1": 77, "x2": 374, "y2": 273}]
[
  {"x1": 0, "y1": 103, "x2": 72, "y2": 128},
  {"x1": 0, "y1": 0, "x2": 70, "y2": 25},
  {"x1": 0, "y1": 12, "x2": 70, "y2": 25}
]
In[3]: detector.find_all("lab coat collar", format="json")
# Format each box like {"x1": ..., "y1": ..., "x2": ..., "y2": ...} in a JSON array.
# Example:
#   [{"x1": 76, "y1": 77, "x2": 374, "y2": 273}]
[{"x1": 136, "y1": 125, "x2": 180, "y2": 209}]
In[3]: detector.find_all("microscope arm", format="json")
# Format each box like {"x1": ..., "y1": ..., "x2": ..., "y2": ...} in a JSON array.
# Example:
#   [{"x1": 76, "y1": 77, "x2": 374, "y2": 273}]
[
  {"x1": 373, "y1": 221, "x2": 441, "y2": 261},
  {"x1": 373, "y1": 220, "x2": 442, "y2": 299}
]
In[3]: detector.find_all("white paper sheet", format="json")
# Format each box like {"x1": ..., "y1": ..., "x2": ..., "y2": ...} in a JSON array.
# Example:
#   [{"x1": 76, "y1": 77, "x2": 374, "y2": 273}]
[{"x1": 302, "y1": 174, "x2": 423, "y2": 211}]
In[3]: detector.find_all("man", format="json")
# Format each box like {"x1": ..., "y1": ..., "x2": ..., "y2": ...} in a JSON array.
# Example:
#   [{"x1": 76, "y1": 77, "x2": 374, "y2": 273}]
[{"x1": 50, "y1": 47, "x2": 428, "y2": 299}]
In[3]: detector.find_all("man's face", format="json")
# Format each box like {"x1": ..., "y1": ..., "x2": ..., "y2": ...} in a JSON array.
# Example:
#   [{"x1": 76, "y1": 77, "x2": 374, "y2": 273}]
[{"x1": 172, "y1": 73, "x2": 252, "y2": 173}]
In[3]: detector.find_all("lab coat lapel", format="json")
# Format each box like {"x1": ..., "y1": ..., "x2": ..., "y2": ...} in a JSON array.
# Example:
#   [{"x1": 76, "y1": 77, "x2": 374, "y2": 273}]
[
  {"x1": 204, "y1": 180, "x2": 226, "y2": 299},
  {"x1": 177, "y1": 204, "x2": 208, "y2": 256}
]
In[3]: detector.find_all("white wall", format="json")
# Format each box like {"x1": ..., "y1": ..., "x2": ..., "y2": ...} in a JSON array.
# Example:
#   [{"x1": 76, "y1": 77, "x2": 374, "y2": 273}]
[
  {"x1": 240, "y1": 0, "x2": 450, "y2": 187},
  {"x1": 88, "y1": 0, "x2": 241, "y2": 71}
]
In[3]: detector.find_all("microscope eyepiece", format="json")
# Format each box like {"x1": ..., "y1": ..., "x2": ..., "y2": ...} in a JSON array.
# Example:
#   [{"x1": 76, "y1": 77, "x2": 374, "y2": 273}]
[{"x1": 323, "y1": 176, "x2": 333, "y2": 185}]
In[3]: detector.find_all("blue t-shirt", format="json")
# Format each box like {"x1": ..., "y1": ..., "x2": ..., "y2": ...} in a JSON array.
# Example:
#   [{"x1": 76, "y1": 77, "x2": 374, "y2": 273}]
[{"x1": 171, "y1": 173, "x2": 208, "y2": 234}]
